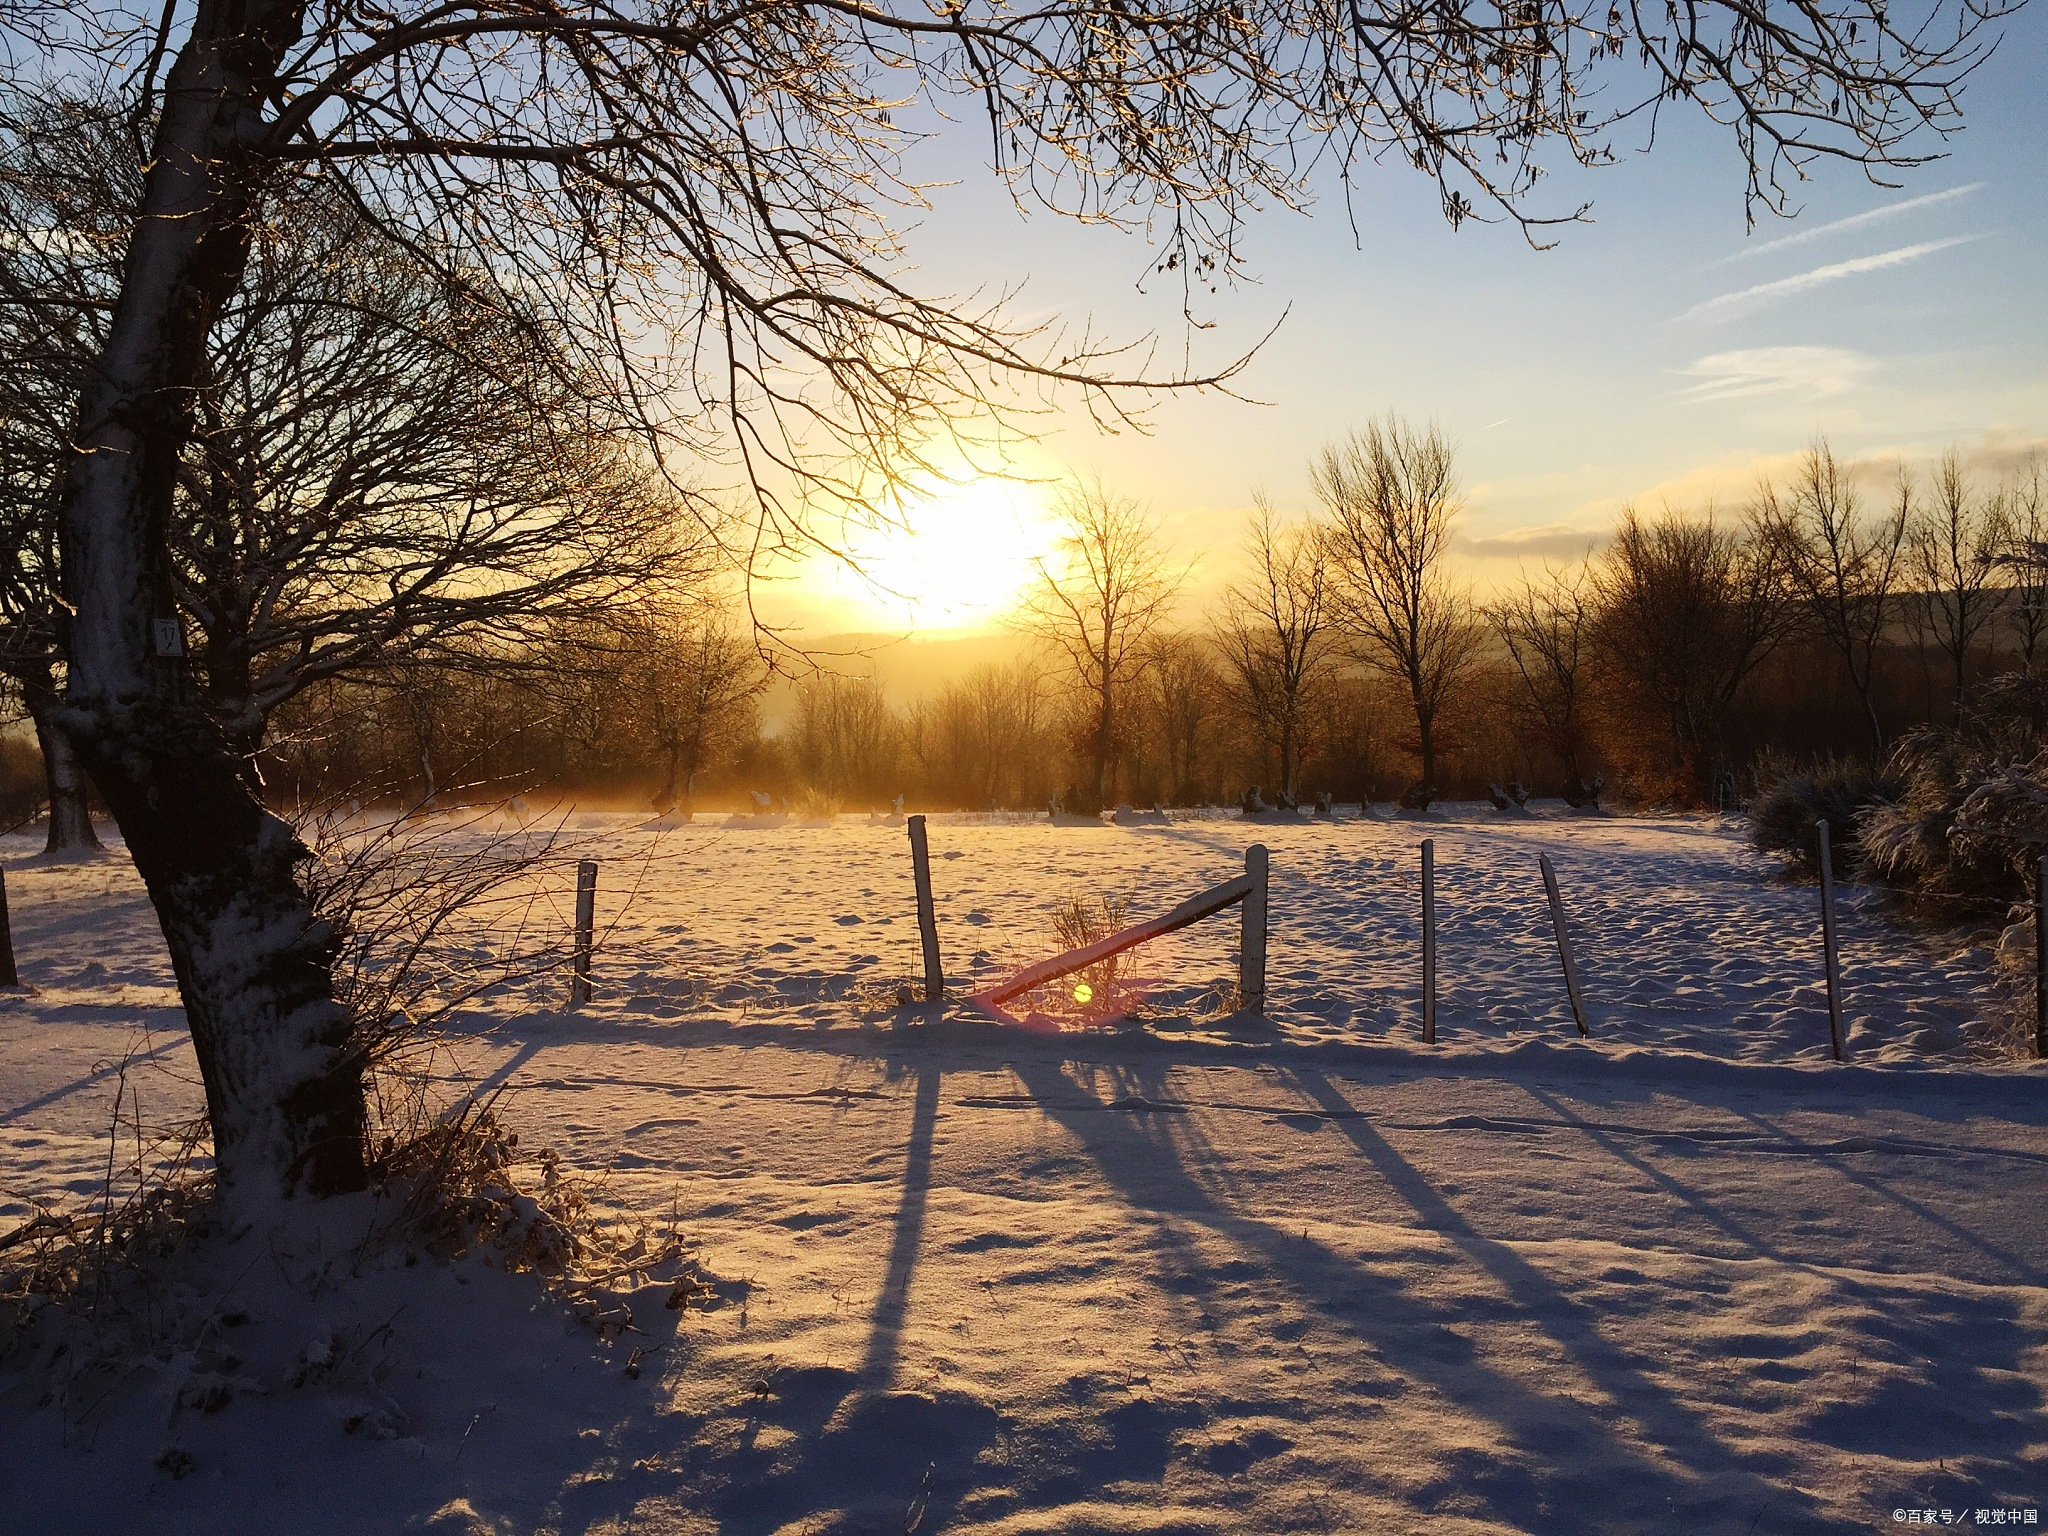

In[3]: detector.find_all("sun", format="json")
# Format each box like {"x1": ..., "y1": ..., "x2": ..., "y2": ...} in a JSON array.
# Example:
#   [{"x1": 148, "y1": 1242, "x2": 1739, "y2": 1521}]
[{"x1": 820, "y1": 481, "x2": 1056, "y2": 631}]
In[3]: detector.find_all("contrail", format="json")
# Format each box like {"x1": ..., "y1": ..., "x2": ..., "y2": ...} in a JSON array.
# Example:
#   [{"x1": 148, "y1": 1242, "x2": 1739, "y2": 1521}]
[
  {"x1": 1682, "y1": 236, "x2": 1980, "y2": 320},
  {"x1": 1709, "y1": 183, "x2": 1982, "y2": 265}
]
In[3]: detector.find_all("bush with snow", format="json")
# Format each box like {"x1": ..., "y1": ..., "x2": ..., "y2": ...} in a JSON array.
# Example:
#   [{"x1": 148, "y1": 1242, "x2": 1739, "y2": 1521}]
[
  {"x1": 1858, "y1": 674, "x2": 2048, "y2": 915},
  {"x1": 1747, "y1": 753, "x2": 1901, "y2": 877}
]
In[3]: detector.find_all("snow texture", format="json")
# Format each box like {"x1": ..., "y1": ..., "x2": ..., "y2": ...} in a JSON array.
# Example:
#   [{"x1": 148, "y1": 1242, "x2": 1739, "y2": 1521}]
[{"x1": 3, "y1": 809, "x2": 2045, "y2": 1533}]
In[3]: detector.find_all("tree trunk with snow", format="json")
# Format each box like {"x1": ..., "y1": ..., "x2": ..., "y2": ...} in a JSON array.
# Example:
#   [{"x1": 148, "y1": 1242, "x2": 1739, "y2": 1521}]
[
  {"x1": 23, "y1": 673, "x2": 102, "y2": 857},
  {"x1": 56, "y1": 0, "x2": 366, "y2": 1201}
]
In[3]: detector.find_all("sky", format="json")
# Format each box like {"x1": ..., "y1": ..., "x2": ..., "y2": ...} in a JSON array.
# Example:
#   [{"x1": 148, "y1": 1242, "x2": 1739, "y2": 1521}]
[{"x1": 756, "y1": 3, "x2": 2048, "y2": 646}]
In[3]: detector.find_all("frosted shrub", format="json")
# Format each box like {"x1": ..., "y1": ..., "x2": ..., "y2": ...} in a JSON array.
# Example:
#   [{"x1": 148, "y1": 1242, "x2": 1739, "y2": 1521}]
[
  {"x1": 1860, "y1": 734, "x2": 2048, "y2": 911},
  {"x1": 1747, "y1": 755, "x2": 1901, "y2": 877}
]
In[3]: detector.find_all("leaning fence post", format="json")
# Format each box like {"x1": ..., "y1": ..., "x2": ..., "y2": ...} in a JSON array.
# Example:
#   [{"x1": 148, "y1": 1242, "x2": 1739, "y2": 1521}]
[
  {"x1": 907, "y1": 814, "x2": 944, "y2": 1003},
  {"x1": 1420, "y1": 839, "x2": 1436, "y2": 1045},
  {"x1": 1240, "y1": 843, "x2": 1269, "y2": 1012},
  {"x1": 1537, "y1": 853, "x2": 1588, "y2": 1037},
  {"x1": 569, "y1": 859, "x2": 597, "y2": 1009},
  {"x1": 0, "y1": 868, "x2": 16, "y2": 988},
  {"x1": 2036, "y1": 855, "x2": 2047, "y2": 1061},
  {"x1": 1816, "y1": 820, "x2": 1845, "y2": 1062}
]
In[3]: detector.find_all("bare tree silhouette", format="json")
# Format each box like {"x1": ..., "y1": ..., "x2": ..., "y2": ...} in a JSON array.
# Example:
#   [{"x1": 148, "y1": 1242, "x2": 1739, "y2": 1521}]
[
  {"x1": 1755, "y1": 440, "x2": 1911, "y2": 757},
  {"x1": 1591, "y1": 507, "x2": 1796, "y2": 800},
  {"x1": 1317, "y1": 419, "x2": 1476, "y2": 806},
  {"x1": 1019, "y1": 485, "x2": 1180, "y2": 810},
  {"x1": 1487, "y1": 563, "x2": 1600, "y2": 804},
  {"x1": 1215, "y1": 499, "x2": 1336, "y2": 804},
  {"x1": 1910, "y1": 449, "x2": 2010, "y2": 720}
]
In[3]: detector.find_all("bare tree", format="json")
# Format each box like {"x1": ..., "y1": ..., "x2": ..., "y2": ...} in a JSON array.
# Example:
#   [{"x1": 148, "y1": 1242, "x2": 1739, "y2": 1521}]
[
  {"x1": 633, "y1": 618, "x2": 765, "y2": 815},
  {"x1": 0, "y1": 122, "x2": 711, "y2": 769},
  {"x1": 789, "y1": 674, "x2": 901, "y2": 803},
  {"x1": 1018, "y1": 485, "x2": 1180, "y2": 810},
  {"x1": 1754, "y1": 441, "x2": 1910, "y2": 757},
  {"x1": 172, "y1": 196, "x2": 711, "y2": 765},
  {"x1": 1590, "y1": 507, "x2": 1796, "y2": 800},
  {"x1": 7, "y1": 0, "x2": 2006, "y2": 1199},
  {"x1": 0, "y1": 99, "x2": 112, "y2": 854},
  {"x1": 1144, "y1": 634, "x2": 1221, "y2": 807},
  {"x1": 1317, "y1": 419, "x2": 1476, "y2": 804},
  {"x1": 1487, "y1": 563, "x2": 1600, "y2": 803},
  {"x1": 1909, "y1": 450, "x2": 2010, "y2": 720},
  {"x1": 907, "y1": 661, "x2": 1049, "y2": 810},
  {"x1": 2002, "y1": 463, "x2": 2048, "y2": 675},
  {"x1": 0, "y1": 416, "x2": 100, "y2": 855},
  {"x1": 1214, "y1": 500, "x2": 1336, "y2": 803}
]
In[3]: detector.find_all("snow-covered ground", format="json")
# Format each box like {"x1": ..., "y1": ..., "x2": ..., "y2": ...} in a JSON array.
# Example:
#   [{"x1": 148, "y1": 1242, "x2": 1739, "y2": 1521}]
[{"x1": 4, "y1": 810, "x2": 2046, "y2": 1534}]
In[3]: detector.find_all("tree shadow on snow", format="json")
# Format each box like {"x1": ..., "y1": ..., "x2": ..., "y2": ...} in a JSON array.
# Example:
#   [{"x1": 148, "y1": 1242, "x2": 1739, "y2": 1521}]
[
  {"x1": 995, "y1": 1053, "x2": 1835, "y2": 1535},
  {"x1": 1713, "y1": 1099, "x2": 2047, "y2": 1287}
]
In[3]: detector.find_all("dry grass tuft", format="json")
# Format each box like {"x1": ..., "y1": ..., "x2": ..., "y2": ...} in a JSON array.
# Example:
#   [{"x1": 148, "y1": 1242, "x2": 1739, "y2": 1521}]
[
  {"x1": 1026, "y1": 890, "x2": 1135, "y2": 1024},
  {"x1": 367, "y1": 1096, "x2": 713, "y2": 1332},
  {"x1": 791, "y1": 787, "x2": 843, "y2": 821}
]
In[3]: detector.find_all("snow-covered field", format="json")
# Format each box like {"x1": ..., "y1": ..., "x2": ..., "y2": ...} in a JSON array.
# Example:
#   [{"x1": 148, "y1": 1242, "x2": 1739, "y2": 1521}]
[{"x1": 4, "y1": 809, "x2": 2047, "y2": 1534}]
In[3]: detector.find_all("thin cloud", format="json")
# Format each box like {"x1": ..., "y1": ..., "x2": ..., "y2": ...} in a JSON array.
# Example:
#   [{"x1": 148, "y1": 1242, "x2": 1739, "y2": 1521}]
[
  {"x1": 1711, "y1": 183, "x2": 1982, "y2": 266},
  {"x1": 1459, "y1": 525, "x2": 1609, "y2": 561},
  {"x1": 1677, "y1": 346, "x2": 1875, "y2": 402},
  {"x1": 1682, "y1": 236, "x2": 1981, "y2": 321}
]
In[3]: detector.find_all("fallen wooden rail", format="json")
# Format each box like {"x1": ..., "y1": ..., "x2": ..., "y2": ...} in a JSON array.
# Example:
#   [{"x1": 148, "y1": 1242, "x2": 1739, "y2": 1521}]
[{"x1": 973, "y1": 845, "x2": 1269, "y2": 1015}]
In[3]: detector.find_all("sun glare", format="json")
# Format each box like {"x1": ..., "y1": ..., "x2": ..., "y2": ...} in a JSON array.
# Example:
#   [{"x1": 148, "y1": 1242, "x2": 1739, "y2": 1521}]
[{"x1": 818, "y1": 481, "x2": 1055, "y2": 631}]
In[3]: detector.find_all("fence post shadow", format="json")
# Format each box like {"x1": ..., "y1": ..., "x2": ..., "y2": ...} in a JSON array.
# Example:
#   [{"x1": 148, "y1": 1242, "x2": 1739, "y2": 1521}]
[{"x1": 859, "y1": 1061, "x2": 941, "y2": 1389}]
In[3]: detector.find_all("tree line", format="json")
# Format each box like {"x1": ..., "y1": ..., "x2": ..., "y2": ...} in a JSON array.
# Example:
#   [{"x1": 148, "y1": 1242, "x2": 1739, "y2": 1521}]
[{"x1": 169, "y1": 421, "x2": 2042, "y2": 822}]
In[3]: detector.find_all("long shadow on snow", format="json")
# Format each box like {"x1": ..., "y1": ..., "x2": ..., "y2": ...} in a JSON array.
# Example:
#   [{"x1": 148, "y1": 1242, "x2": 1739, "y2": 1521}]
[
  {"x1": 0, "y1": 1034, "x2": 189, "y2": 1126},
  {"x1": 1522, "y1": 1084, "x2": 2045, "y2": 1288},
  {"x1": 859, "y1": 1061, "x2": 940, "y2": 1389},
  {"x1": 1512, "y1": 1082, "x2": 1818, "y2": 1272},
  {"x1": 641, "y1": 1055, "x2": 1255, "y2": 1535},
  {"x1": 999, "y1": 1052, "x2": 1829, "y2": 1534},
  {"x1": 1712, "y1": 1103, "x2": 2044, "y2": 1473},
  {"x1": 1303, "y1": 1066, "x2": 2038, "y2": 1514},
  {"x1": 1720, "y1": 1100, "x2": 2045, "y2": 1286},
  {"x1": 1525, "y1": 1094, "x2": 2045, "y2": 1476},
  {"x1": 619, "y1": 1059, "x2": 1010, "y2": 1536}
]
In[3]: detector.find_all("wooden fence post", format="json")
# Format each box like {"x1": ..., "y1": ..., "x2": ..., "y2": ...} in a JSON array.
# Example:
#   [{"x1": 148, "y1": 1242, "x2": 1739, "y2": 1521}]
[
  {"x1": 908, "y1": 814, "x2": 944, "y2": 1003},
  {"x1": 1420, "y1": 839, "x2": 1436, "y2": 1045},
  {"x1": 569, "y1": 859, "x2": 597, "y2": 1009},
  {"x1": 1816, "y1": 820, "x2": 1845, "y2": 1062},
  {"x1": 1241, "y1": 843, "x2": 1269, "y2": 1012},
  {"x1": 1537, "y1": 854, "x2": 1588, "y2": 1037},
  {"x1": 0, "y1": 868, "x2": 16, "y2": 988},
  {"x1": 2036, "y1": 855, "x2": 2047, "y2": 1061}
]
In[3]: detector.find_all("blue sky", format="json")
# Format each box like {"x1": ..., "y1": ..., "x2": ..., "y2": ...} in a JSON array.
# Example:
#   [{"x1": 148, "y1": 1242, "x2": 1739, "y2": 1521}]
[{"x1": 765, "y1": 3, "x2": 2048, "y2": 634}]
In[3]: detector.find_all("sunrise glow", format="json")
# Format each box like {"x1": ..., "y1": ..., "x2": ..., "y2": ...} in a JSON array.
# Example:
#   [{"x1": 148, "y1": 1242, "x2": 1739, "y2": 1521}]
[{"x1": 800, "y1": 480, "x2": 1059, "y2": 632}]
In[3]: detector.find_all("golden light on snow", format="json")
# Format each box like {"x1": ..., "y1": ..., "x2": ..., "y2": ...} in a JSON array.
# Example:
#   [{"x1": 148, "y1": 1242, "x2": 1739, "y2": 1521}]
[
  {"x1": 1072, "y1": 982, "x2": 1093, "y2": 1004},
  {"x1": 809, "y1": 480, "x2": 1057, "y2": 630}
]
